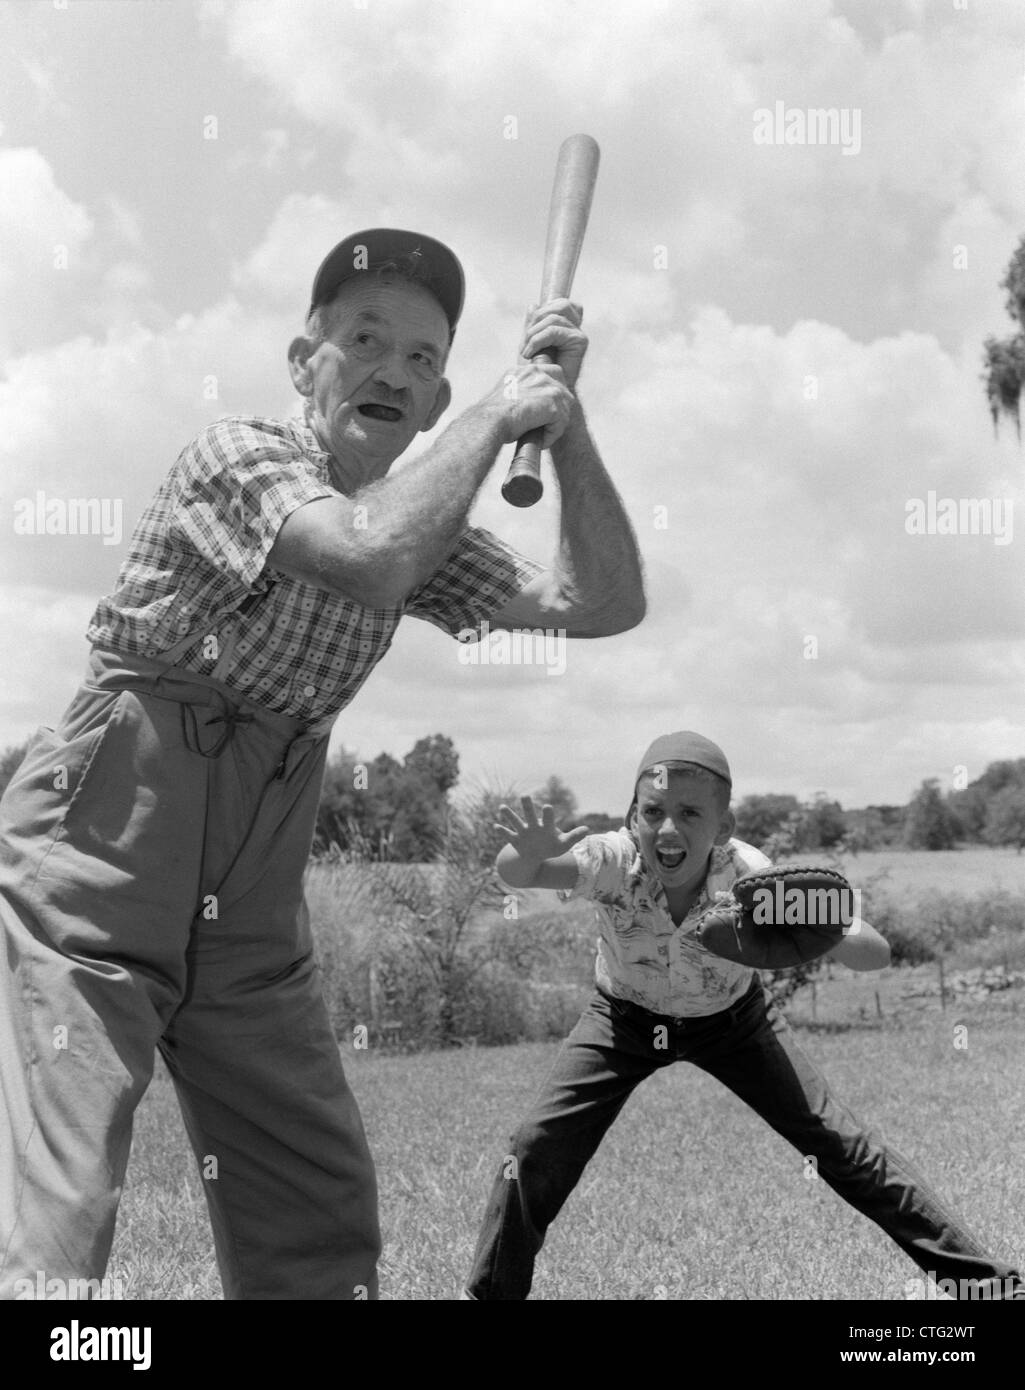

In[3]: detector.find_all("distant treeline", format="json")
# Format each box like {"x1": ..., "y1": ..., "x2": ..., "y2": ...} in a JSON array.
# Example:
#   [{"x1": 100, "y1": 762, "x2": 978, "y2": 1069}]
[{"x1": 1, "y1": 734, "x2": 1022, "y2": 861}]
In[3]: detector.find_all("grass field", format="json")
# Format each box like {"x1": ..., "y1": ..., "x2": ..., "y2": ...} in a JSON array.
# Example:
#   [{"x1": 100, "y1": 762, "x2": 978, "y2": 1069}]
[
  {"x1": 109, "y1": 981, "x2": 1025, "y2": 1300},
  {"x1": 838, "y1": 846, "x2": 1025, "y2": 898}
]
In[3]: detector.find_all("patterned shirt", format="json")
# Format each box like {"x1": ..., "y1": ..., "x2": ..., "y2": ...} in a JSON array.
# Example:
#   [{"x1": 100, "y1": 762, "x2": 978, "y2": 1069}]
[
  {"x1": 560, "y1": 828, "x2": 772, "y2": 1017},
  {"x1": 87, "y1": 414, "x2": 544, "y2": 722}
]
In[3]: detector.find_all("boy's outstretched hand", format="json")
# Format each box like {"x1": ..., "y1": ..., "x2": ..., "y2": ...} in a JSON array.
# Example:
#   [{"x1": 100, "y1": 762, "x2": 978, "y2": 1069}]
[{"x1": 494, "y1": 797, "x2": 590, "y2": 889}]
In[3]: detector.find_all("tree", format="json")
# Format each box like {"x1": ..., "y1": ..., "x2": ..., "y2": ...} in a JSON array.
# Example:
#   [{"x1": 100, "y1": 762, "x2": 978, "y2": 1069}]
[
  {"x1": 734, "y1": 794, "x2": 802, "y2": 849},
  {"x1": 532, "y1": 774, "x2": 578, "y2": 826},
  {"x1": 801, "y1": 793, "x2": 847, "y2": 850},
  {"x1": 578, "y1": 811, "x2": 623, "y2": 835},
  {"x1": 864, "y1": 805, "x2": 906, "y2": 848},
  {"x1": 362, "y1": 790, "x2": 515, "y2": 1045},
  {"x1": 982, "y1": 234, "x2": 1025, "y2": 439},
  {"x1": 950, "y1": 758, "x2": 1025, "y2": 842},
  {"x1": 983, "y1": 785, "x2": 1025, "y2": 853},
  {"x1": 760, "y1": 812, "x2": 807, "y2": 863},
  {"x1": 903, "y1": 779, "x2": 959, "y2": 850},
  {"x1": 404, "y1": 734, "x2": 459, "y2": 795},
  {"x1": 315, "y1": 745, "x2": 365, "y2": 852},
  {"x1": 364, "y1": 751, "x2": 441, "y2": 861},
  {"x1": 314, "y1": 734, "x2": 461, "y2": 861},
  {"x1": 843, "y1": 806, "x2": 891, "y2": 852}
]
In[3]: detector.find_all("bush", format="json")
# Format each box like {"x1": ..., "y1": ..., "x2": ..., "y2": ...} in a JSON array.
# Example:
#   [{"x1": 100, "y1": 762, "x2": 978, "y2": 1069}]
[
  {"x1": 304, "y1": 860, "x2": 596, "y2": 1049},
  {"x1": 305, "y1": 857, "x2": 1025, "y2": 1047},
  {"x1": 844, "y1": 881, "x2": 1025, "y2": 967}
]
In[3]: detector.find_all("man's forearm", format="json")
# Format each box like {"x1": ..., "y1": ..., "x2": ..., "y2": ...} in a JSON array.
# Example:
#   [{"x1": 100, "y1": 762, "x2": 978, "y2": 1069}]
[
  {"x1": 270, "y1": 350, "x2": 574, "y2": 607},
  {"x1": 548, "y1": 400, "x2": 646, "y2": 634},
  {"x1": 347, "y1": 407, "x2": 505, "y2": 601}
]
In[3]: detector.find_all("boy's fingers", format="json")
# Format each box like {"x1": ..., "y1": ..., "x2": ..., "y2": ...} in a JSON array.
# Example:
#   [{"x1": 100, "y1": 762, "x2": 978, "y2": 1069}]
[
  {"x1": 564, "y1": 824, "x2": 591, "y2": 846},
  {"x1": 540, "y1": 804, "x2": 556, "y2": 829},
  {"x1": 520, "y1": 795, "x2": 539, "y2": 823}
]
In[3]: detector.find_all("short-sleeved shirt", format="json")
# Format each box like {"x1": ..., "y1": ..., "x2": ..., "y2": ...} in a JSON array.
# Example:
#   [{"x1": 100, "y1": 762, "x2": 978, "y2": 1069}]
[
  {"x1": 559, "y1": 828, "x2": 772, "y2": 1017},
  {"x1": 87, "y1": 414, "x2": 544, "y2": 722}
]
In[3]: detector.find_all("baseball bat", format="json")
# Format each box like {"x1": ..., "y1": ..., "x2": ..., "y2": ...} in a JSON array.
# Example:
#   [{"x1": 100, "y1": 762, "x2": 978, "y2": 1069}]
[{"x1": 501, "y1": 133, "x2": 601, "y2": 508}]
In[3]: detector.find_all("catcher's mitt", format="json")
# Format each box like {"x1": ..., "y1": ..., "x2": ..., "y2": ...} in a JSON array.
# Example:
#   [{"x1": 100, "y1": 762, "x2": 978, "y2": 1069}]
[{"x1": 694, "y1": 865, "x2": 857, "y2": 969}]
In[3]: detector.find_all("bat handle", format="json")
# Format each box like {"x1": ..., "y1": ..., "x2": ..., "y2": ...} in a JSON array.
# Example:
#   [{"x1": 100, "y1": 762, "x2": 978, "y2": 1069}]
[
  {"x1": 502, "y1": 432, "x2": 544, "y2": 507},
  {"x1": 500, "y1": 350, "x2": 554, "y2": 508}
]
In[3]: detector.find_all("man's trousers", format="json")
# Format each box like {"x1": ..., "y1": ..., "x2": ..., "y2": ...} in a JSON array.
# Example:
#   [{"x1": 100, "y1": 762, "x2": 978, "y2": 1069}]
[{"x1": 0, "y1": 648, "x2": 380, "y2": 1299}]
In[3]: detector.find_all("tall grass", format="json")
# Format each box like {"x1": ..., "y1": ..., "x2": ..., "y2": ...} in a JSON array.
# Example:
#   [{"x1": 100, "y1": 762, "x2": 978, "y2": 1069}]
[
  {"x1": 304, "y1": 854, "x2": 1025, "y2": 1044},
  {"x1": 305, "y1": 860, "x2": 592, "y2": 1048}
]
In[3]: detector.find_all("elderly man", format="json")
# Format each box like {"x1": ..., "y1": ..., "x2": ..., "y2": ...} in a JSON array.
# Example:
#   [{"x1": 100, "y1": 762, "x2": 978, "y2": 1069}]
[{"x1": 0, "y1": 229, "x2": 644, "y2": 1301}]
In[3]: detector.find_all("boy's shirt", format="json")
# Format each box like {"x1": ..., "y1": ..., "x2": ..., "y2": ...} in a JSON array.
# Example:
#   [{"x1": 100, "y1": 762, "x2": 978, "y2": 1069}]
[{"x1": 559, "y1": 828, "x2": 772, "y2": 1017}]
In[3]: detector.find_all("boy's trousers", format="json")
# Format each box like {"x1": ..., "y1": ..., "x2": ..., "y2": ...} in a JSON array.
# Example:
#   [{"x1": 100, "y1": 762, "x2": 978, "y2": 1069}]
[
  {"x1": 0, "y1": 647, "x2": 380, "y2": 1300},
  {"x1": 467, "y1": 980, "x2": 1023, "y2": 1299}
]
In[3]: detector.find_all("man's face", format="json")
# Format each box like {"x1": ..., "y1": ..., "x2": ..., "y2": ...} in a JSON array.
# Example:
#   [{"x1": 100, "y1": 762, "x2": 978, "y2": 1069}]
[
  {"x1": 291, "y1": 277, "x2": 452, "y2": 482},
  {"x1": 631, "y1": 770, "x2": 734, "y2": 894}
]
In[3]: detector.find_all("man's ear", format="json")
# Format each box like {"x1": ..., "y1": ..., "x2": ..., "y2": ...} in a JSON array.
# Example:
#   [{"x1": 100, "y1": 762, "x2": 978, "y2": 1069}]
[
  {"x1": 288, "y1": 336, "x2": 317, "y2": 398},
  {"x1": 715, "y1": 808, "x2": 736, "y2": 845},
  {"x1": 422, "y1": 377, "x2": 452, "y2": 432}
]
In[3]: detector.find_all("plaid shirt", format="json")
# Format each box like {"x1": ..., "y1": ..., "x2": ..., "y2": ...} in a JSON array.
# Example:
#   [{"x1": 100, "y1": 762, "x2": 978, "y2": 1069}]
[
  {"x1": 560, "y1": 828, "x2": 772, "y2": 1017},
  {"x1": 87, "y1": 414, "x2": 544, "y2": 722}
]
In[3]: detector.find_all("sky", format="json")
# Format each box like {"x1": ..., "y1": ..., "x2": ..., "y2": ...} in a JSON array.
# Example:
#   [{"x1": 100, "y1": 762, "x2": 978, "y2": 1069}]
[{"x1": 1, "y1": 0, "x2": 1023, "y2": 815}]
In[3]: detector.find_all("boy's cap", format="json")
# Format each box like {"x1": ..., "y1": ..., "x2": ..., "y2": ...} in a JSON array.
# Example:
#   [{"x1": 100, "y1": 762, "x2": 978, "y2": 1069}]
[
  {"x1": 309, "y1": 228, "x2": 465, "y2": 337},
  {"x1": 628, "y1": 731, "x2": 732, "y2": 821}
]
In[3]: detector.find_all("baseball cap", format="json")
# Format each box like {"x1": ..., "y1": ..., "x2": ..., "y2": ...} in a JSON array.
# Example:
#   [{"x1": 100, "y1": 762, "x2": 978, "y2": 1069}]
[
  {"x1": 308, "y1": 228, "x2": 465, "y2": 338},
  {"x1": 627, "y1": 731, "x2": 732, "y2": 821}
]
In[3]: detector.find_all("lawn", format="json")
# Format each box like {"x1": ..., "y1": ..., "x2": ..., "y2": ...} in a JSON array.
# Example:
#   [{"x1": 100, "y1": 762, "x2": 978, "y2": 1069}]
[
  {"x1": 838, "y1": 846, "x2": 1025, "y2": 897},
  {"x1": 109, "y1": 985, "x2": 1025, "y2": 1300}
]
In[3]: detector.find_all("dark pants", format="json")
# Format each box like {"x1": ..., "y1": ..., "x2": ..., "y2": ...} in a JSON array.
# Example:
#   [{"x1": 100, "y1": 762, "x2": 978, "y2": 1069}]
[{"x1": 466, "y1": 980, "x2": 1022, "y2": 1299}]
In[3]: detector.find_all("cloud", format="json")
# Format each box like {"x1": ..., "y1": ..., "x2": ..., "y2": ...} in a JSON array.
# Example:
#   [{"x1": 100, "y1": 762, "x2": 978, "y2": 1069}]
[
  {"x1": 2, "y1": 1, "x2": 1022, "y2": 812},
  {"x1": 0, "y1": 585, "x2": 97, "y2": 739},
  {"x1": 0, "y1": 147, "x2": 93, "y2": 354},
  {"x1": 210, "y1": 0, "x2": 1025, "y2": 363},
  {"x1": 0, "y1": 300, "x2": 299, "y2": 597}
]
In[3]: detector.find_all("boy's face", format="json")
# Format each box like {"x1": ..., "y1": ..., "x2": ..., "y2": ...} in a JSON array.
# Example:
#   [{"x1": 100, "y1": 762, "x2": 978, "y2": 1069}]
[{"x1": 631, "y1": 770, "x2": 735, "y2": 894}]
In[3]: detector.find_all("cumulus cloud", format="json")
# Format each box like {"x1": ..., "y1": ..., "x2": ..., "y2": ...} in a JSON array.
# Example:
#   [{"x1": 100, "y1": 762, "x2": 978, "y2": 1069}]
[
  {"x1": 0, "y1": 147, "x2": 93, "y2": 355},
  {"x1": 1, "y1": 0, "x2": 1022, "y2": 811}
]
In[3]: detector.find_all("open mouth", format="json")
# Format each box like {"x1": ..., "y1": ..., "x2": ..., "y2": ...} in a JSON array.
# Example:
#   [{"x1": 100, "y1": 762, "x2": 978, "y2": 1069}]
[
  {"x1": 655, "y1": 847, "x2": 686, "y2": 871},
  {"x1": 358, "y1": 403, "x2": 403, "y2": 422}
]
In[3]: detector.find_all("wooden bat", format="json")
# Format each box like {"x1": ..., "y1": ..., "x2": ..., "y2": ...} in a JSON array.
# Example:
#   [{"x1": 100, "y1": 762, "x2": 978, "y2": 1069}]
[{"x1": 501, "y1": 133, "x2": 601, "y2": 507}]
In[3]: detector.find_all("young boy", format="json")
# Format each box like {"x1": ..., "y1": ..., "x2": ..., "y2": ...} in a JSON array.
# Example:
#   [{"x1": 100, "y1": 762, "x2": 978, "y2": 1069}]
[{"x1": 464, "y1": 731, "x2": 1023, "y2": 1300}]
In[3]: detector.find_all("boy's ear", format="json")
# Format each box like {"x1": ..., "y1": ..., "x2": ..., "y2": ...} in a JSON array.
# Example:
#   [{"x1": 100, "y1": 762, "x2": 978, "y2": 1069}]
[
  {"x1": 421, "y1": 377, "x2": 452, "y2": 432},
  {"x1": 288, "y1": 336, "x2": 317, "y2": 398},
  {"x1": 714, "y1": 808, "x2": 736, "y2": 845}
]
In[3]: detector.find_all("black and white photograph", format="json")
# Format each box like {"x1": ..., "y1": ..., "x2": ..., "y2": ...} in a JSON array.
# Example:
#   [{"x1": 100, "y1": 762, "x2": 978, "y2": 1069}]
[{"x1": 0, "y1": 0, "x2": 1023, "y2": 1353}]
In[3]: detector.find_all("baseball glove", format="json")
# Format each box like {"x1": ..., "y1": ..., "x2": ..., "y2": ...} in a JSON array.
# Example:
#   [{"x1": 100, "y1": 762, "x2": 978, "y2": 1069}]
[{"x1": 694, "y1": 865, "x2": 856, "y2": 969}]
